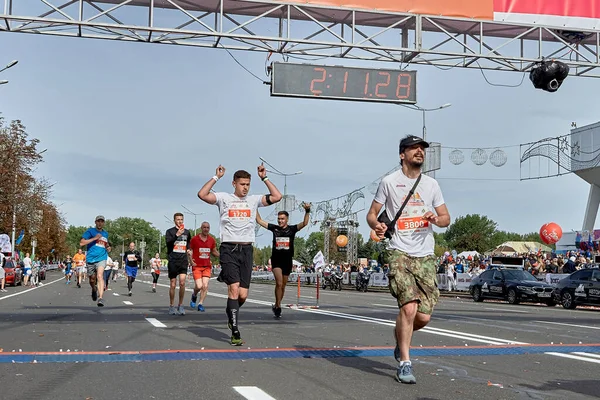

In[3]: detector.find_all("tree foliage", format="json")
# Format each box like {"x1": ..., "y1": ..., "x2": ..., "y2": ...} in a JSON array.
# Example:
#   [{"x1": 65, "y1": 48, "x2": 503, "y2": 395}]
[{"x1": 0, "y1": 117, "x2": 67, "y2": 260}]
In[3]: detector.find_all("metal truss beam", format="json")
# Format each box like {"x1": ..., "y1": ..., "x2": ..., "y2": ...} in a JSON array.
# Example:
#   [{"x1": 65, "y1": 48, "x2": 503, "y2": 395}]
[{"x1": 2, "y1": 0, "x2": 600, "y2": 77}]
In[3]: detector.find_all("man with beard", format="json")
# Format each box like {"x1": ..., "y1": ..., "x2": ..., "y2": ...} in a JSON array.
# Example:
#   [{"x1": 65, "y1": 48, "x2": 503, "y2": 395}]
[{"x1": 367, "y1": 135, "x2": 450, "y2": 384}]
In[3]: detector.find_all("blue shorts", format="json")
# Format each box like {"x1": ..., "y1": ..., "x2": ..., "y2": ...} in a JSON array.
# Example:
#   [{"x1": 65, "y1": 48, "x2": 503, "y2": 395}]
[
  {"x1": 125, "y1": 266, "x2": 138, "y2": 278},
  {"x1": 65, "y1": 267, "x2": 72, "y2": 275}
]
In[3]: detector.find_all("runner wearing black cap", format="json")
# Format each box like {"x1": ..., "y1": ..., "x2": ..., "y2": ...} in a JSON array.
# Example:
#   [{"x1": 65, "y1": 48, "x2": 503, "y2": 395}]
[{"x1": 367, "y1": 134, "x2": 450, "y2": 384}]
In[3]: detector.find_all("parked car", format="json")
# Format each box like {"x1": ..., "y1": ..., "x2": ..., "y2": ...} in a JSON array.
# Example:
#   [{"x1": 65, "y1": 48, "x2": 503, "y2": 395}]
[
  {"x1": 552, "y1": 268, "x2": 600, "y2": 309},
  {"x1": 469, "y1": 268, "x2": 556, "y2": 306},
  {"x1": 3, "y1": 259, "x2": 23, "y2": 286}
]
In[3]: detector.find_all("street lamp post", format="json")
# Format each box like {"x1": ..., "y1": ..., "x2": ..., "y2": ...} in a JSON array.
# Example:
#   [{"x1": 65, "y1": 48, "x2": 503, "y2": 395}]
[
  {"x1": 0, "y1": 60, "x2": 18, "y2": 74},
  {"x1": 181, "y1": 205, "x2": 204, "y2": 236},
  {"x1": 398, "y1": 103, "x2": 451, "y2": 177},
  {"x1": 259, "y1": 157, "x2": 302, "y2": 214},
  {"x1": 0, "y1": 60, "x2": 18, "y2": 86}
]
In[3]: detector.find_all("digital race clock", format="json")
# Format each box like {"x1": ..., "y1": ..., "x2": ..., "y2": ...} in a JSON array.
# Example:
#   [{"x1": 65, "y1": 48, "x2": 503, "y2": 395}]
[{"x1": 270, "y1": 62, "x2": 417, "y2": 104}]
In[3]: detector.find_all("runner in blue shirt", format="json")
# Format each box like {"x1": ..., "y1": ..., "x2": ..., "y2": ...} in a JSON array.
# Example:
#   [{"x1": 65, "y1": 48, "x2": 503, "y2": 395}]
[{"x1": 80, "y1": 215, "x2": 111, "y2": 307}]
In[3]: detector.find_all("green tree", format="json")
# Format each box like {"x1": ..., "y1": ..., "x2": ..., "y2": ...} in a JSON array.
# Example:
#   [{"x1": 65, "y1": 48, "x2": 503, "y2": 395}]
[
  {"x1": 305, "y1": 231, "x2": 324, "y2": 258},
  {"x1": 444, "y1": 214, "x2": 497, "y2": 253}
]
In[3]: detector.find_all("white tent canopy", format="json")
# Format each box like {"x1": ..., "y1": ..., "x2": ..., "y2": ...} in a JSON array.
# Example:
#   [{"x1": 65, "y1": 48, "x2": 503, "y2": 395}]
[
  {"x1": 457, "y1": 251, "x2": 480, "y2": 259},
  {"x1": 292, "y1": 259, "x2": 302, "y2": 266}
]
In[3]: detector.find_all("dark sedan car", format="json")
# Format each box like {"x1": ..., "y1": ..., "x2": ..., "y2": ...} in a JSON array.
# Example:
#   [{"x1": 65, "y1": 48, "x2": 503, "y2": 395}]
[
  {"x1": 552, "y1": 268, "x2": 600, "y2": 309},
  {"x1": 469, "y1": 268, "x2": 556, "y2": 306}
]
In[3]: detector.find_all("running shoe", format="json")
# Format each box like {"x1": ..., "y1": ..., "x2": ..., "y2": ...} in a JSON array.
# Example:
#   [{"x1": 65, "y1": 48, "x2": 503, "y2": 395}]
[
  {"x1": 230, "y1": 331, "x2": 244, "y2": 346},
  {"x1": 152, "y1": 287, "x2": 156, "y2": 293},
  {"x1": 197, "y1": 304, "x2": 205, "y2": 312},
  {"x1": 177, "y1": 305, "x2": 185, "y2": 316},
  {"x1": 97, "y1": 298, "x2": 105, "y2": 307},
  {"x1": 91, "y1": 287, "x2": 98, "y2": 301},
  {"x1": 393, "y1": 328, "x2": 400, "y2": 362},
  {"x1": 128, "y1": 290, "x2": 132, "y2": 297},
  {"x1": 273, "y1": 306, "x2": 282, "y2": 319},
  {"x1": 396, "y1": 362, "x2": 416, "y2": 384},
  {"x1": 190, "y1": 294, "x2": 197, "y2": 309},
  {"x1": 77, "y1": 283, "x2": 81, "y2": 288},
  {"x1": 169, "y1": 306, "x2": 177, "y2": 315}
]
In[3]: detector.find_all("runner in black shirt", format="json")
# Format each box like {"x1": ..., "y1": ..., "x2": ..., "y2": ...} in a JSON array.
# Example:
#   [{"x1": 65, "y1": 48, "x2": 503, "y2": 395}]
[
  {"x1": 165, "y1": 213, "x2": 193, "y2": 316},
  {"x1": 256, "y1": 202, "x2": 311, "y2": 318},
  {"x1": 123, "y1": 242, "x2": 142, "y2": 296}
]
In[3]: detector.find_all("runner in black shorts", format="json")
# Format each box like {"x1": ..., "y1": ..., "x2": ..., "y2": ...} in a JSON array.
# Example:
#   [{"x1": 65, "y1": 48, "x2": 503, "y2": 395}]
[
  {"x1": 256, "y1": 202, "x2": 311, "y2": 318},
  {"x1": 165, "y1": 213, "x2": 192, "y2": 316},
  {"x1": 198, "y1": 163, "x2": 281, "y2": 346}
]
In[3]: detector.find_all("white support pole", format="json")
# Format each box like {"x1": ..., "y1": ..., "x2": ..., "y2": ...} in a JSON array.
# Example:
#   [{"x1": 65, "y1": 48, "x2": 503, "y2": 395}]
[{"x1": 582, "y1": 183, "x2": 600, "y2": 231}]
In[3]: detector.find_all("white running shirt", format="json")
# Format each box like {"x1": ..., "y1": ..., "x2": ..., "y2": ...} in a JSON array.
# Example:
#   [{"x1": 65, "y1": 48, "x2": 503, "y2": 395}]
[
  {"x1": 215, "y1": 192, "x2": 265, "y2": 243},
  {"x1": 374, "y1": 170, "x2": 445, "y2": 257}
]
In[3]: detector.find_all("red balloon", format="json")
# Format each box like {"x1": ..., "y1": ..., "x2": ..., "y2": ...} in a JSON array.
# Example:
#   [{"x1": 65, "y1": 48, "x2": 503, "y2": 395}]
[{"x1": 540, "y1": 222, "x2": 562, "y2": 245}]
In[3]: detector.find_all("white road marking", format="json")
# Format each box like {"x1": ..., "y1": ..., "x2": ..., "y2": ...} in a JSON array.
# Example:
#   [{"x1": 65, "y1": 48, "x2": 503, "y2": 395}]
[
  {"x1": 535, "y1": 320, "x2": 600, "y2": 331},
  {"x1": 123, "y1": 301, "x2": 133, "y2": 305},
  {"x1": 113, "y1": 293, "x2": 120, "y2": 296},
  {"x1": 233, "y1": 386, "x2": 276, "y2": 400},
  {"x1": 0, "y1": 277, "x2": 63, "y2": 301},
  {"x1": 572, "y1": 352, "x2": 600, "y2": 359},
  {"x1": 484, "y1": 307, "x2": 530, "y2": 313},
  {"x1": 545, "y1": 352, "x2": 600, "y2": 364},
  {"x1": 145, "y1": 318, "x2": 167, "y2": 328},
  {"x1": 372, "y1": 303, "x2": 398, "y2": 308}
]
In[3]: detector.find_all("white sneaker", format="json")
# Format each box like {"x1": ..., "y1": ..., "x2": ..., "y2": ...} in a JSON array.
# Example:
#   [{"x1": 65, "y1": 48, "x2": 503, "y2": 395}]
[
  {"x1": 169, "y1": 306, "x2": 176, "y2": 315},
  {"x1": 177, "y1": 305, "x2": 185, "y2": 316}
]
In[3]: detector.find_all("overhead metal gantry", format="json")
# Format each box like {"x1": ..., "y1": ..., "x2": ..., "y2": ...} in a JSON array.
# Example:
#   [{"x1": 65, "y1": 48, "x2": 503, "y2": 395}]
[{"x1": 2, "y1": 0, "x2": 600, "y2": 77}]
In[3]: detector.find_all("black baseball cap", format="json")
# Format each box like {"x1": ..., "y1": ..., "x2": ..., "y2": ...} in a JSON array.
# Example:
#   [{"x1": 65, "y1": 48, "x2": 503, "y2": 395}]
[{"x1": 399, "y1": 135, "x2": 429, "y2": 153}]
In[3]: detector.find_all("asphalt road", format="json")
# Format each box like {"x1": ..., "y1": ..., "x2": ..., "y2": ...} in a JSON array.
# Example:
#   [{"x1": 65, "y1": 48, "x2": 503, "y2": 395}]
[{"x1": 1, "y1": 270, "x2": 600, "y2": 400}]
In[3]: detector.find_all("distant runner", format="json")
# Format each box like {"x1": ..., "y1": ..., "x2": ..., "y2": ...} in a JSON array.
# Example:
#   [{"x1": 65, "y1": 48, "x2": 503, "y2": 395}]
[
  {"x1": 165, "y1": 213, "x2": 192, "y2": 315},
  {"x1": 123, "y1": 242, "x2": 142, "y2": 296},
  {"x1": 256, "y1": 202, "x2": 311, "y2": 318},
  {"x1": 189, "y1": 222, "x2": 219, "y2": 311},
  {"x1": 73, "y1": 249, "x2": 86, "y2": 288},
  {"x1": 64, "y1": 255, "x2": 73, "y2": 284},
  {"x1": 149, "y1": 253, "x2": 162, "y2": 293}
]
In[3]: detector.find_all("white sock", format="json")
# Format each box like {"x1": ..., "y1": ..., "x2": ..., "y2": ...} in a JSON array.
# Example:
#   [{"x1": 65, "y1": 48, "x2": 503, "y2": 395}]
[{"x1": 400, "y1": 360, "x2": 411, "y2": 366}]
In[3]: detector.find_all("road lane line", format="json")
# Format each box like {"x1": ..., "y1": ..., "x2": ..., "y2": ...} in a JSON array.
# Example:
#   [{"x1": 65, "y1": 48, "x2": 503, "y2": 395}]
[
  {"x1": 137, "y1": 281, "x2": 530, "y2": 347},
  {"x1": 0, "y1": 277, "x2": 63, "y2": 301},
  {"x1": 545, "y1": 352, "x2": 600, "y2": 364},
  {"x1": 113, "y1": 293, "x2": 120, "y2": 296},
  {"x1": 123, "y1": 301, "x2": 133, "y2": 305},
  {"x1": 572, "y1": 352, "x2": 600, "y2": 359},
  {"x1": 535, "y1": 321, "x2": 600, "y2": 330},
  {"x1": 372, "y1": 303, "x2": 397, "y2": 308},
  {"x1": 145, "y1": 318, "x2": 166, "y2": 328},
  {"x1": 484, "y1": 307, "x2": 530, "y2": 313},
  {"x1": 233, "y1": 386, "x2": 276, "y2": 400}
]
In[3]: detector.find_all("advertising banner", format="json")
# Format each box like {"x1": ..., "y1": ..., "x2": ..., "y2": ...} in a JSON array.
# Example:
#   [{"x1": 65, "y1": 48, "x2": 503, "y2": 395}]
[{"x1": 275, "y1": 0, "x2": 599, "y2": 31}]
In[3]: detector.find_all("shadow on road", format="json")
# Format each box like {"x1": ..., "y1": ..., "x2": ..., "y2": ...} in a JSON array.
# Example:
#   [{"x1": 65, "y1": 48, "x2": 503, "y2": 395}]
[{"x1": 521, "y1": 379, "x2": 599, "y2": 398}]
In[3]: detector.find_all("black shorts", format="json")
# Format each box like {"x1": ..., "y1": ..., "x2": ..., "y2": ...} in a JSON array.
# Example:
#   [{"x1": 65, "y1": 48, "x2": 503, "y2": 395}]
[
  {"x1": 271, "y1": 261, "x2": 293, "y2": 276},
  {"x1": 168, "y1": 262, "x2": 188, "y2": 279},
  {"x1": 219, "y1": 243, "x2": 253, "y2": 289}
]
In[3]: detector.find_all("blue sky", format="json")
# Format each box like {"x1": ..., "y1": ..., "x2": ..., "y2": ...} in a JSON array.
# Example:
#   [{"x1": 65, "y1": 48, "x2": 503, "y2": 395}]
[{"x1": 1, "y1": 14, "x2": 600, "y2": 248}]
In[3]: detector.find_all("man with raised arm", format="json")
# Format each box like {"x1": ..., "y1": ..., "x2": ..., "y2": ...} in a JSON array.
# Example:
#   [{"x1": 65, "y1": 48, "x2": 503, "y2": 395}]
[{"x1": 198, "y1": 164, "x2": 282, "y2": 346}]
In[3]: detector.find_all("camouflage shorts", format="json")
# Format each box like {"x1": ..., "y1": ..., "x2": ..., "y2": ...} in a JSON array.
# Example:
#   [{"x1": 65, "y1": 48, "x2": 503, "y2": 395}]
[{"x1": 387, "y1": 249, "x2": 439, "y2": 315}]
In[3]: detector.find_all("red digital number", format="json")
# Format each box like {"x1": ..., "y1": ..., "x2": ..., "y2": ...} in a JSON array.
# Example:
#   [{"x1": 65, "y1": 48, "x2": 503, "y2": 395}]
[
  {"x1": 375, "y1": 72, "x2": 390, "y2": 98},
  {"x1": 343, "y1": 71, "x2": 349, "y2": 94},
  {"x1": 364, "y1": 72, "x2": 370, "y2": 95},
  {"x1": 396, "y1": 73, "x2": 412, "y2": 99},
  {"x1": 310, "y1": 67, "x2": 326, "y2": 95}
]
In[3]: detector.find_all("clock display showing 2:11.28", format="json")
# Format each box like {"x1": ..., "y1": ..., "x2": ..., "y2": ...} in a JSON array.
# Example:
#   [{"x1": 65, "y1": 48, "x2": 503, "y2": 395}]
[{"x1": 307, "y1": 66, "x2": 417, "y2": 103}]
